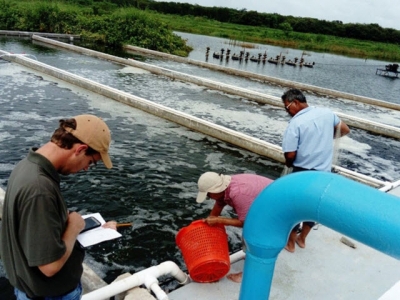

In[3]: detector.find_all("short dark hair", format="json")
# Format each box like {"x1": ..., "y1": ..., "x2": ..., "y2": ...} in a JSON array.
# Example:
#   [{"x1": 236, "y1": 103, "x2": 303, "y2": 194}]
[
  {"x1": 281, "y1": 88, "x2": 307, "y2": 103},
  {"x1": 50, "y1": 118, "x2": 97, "y2": 155}
]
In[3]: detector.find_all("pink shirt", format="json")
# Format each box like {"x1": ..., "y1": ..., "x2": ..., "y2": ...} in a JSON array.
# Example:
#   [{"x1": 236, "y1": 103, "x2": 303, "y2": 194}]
[{"x1": 217, "y1": 174, "x2": 273, "y2": 221}]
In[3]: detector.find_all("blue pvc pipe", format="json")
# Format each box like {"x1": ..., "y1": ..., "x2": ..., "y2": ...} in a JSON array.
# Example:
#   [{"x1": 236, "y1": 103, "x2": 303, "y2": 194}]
[{"x1": 239, "y1": 171, "x2": 400, "y2": 299}]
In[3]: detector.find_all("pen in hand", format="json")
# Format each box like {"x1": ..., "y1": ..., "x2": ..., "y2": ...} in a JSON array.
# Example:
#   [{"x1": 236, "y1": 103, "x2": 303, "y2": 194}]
[{"x1": 116, "y1": 223, "x2": 133, "y2": 228}]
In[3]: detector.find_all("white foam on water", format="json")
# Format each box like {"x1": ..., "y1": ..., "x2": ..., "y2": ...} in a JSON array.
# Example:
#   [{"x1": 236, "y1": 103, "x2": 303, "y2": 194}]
[
  {"x1": 338, "y1": 135, "x2": 371, "y2": 154},
  {"x1": 118, "y1": 66, "x2": 150, "y2": 74},
  {"x1": 0, "y1": 163, "x2": 15, "y2": 172},
  {"x1": 0, "y1": 131, "x2": 13, "y2": 142}
]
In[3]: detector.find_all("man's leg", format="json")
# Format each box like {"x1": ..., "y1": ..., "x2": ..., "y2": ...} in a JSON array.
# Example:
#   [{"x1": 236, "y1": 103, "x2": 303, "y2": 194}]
[
  {"x1": 285, "y1": 229, "x2": 298, "y2": 253},
  {"x1": 296, "y1": 223, "x2": 313, "y2": 248}
]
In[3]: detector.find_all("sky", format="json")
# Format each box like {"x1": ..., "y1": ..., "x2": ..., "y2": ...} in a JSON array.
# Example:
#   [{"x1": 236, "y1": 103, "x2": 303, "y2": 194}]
[{"x1": 155, "y1": 0, "x2": 400, "y2": 30}]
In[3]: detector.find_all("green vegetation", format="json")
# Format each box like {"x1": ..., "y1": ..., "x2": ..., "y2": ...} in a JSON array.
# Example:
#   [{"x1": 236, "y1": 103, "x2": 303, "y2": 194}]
[
  {"x1": 0, "y1": 0, "x2": 399, "y2": 61},
  {"x1": 154, "y1": 14, "x2": 400, "y2": 62},
  {"x1": 115, "y1": 0, "x2": 400, "y2": 61},
  {"x1": 0, "y1": 0, "x2": 192, "y2": 56},
  {"x1": 137, "y1": 0, "x2": 400, "y2": 45}
]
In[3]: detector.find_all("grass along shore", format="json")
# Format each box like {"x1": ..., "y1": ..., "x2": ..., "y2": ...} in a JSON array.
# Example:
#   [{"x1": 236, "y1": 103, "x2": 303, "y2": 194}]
[{"x1": 155, "y1": 13, "x2": 400, "y2": 62}]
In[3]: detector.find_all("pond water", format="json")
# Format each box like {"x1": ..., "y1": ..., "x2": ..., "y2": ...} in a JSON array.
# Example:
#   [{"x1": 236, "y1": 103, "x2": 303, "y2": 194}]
[
  {"x1": 177, "y1": 32, "x2": 400, "y2": 103},
  {"x1": 1, "y1": 33, "x2": 400, "y2": 286}
]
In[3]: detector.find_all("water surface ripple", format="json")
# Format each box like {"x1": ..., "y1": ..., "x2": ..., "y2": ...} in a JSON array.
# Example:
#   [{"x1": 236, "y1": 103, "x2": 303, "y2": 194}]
[{"x1": 1, "y1": 35, "x2": 400, "y2": 284}]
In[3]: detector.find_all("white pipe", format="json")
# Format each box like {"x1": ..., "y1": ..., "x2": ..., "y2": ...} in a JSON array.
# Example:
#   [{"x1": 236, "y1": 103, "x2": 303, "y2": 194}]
[
  {"x1": 161, "y1": 261, "x2": 190, "y2": 284},
  {"x1": 379, "y1": 183, "x2": 396, "y2": 192},
  {"x1": 148, "y1": 280, "x2": 168, "y2": 300},
  {"x1": 334, "y1": 166, "x2": 396, "y2": 192},
  {"x1": 81, "y1": 261, "x2": 188, "y2": 300},
  {"x1": 144, "y1": 276, "x2": 166, "y2": 300},
  {"x1": 145, "y1": 261, "x2": 190, "y2": 300},
  {"x1": 391, "y1": 179, "x2": 400, "y2": 189},
  {"x1": 378, "y1": 179, "x2": 400, "y2": 193},
  {"x1": 230, "y1": 250, "x2": 246, "y2": 264},
  {"x1": 333, "y1": 165, "x2": 388, "y2": 187}
]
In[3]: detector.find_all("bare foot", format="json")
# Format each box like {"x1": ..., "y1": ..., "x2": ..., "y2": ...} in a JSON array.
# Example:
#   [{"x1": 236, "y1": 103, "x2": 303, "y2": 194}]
[
  {"x1": 285, "y1": 242, "x2": 295, "y2": 253},
  {"x1": 296, "y1": 236, "x2": 306, "y2": 248},
  {"x1": 227, "y1": 272, "x2": 242, "y2": 283}
]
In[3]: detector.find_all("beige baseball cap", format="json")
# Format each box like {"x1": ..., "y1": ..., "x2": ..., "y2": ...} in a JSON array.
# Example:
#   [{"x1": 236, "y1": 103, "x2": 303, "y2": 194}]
[
  {"x1": 64, "y1": 114, "x2": 112, "y2": 169},
  {"x1": 196, "y1": 172, "x2": 232, "y2": 203}
]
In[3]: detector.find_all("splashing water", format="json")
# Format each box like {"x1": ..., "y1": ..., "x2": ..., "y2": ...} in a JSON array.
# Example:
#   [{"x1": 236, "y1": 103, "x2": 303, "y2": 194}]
[{"x1": 332, "y1": 121, "x2": 344, "y2": 168}]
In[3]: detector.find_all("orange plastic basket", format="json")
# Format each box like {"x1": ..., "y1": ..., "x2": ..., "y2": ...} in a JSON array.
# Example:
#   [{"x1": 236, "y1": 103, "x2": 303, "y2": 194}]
[{"x1": 176, "y1": 220, "x2": 230, "y2": 283}]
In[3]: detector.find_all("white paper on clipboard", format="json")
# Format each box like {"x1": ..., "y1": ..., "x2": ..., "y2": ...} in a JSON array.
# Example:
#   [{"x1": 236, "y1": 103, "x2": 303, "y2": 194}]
[{"x1": 77, "y1": 213, "x2": 122, "y2": 247}]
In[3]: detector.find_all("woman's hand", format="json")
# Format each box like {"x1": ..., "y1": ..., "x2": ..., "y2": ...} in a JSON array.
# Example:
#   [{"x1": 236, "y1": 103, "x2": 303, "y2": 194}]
[{"x1": 203, "y1": 216, "x2": 220, "y2": 226}]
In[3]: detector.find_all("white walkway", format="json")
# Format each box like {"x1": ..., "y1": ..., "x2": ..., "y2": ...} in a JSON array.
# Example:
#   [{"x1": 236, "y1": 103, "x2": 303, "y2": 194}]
[{"x1": 169, "y1": 225, "x2": 400, "y2": 300}]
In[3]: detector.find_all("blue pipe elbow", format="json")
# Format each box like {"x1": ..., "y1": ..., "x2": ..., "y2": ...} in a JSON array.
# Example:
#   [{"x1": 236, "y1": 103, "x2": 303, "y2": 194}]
[{"x1": 239, "y1": 171, "x2": 400, "y2": 299}]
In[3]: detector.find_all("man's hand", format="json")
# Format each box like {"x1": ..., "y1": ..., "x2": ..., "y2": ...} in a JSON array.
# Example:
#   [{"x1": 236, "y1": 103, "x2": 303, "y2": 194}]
[
  {"x1": 68, "y1": 212, "x2": 85, "y2": 235},
  {"x1": 39, "y1": 212, "x2": 84, "y2": 277},
  {"x1": 284, "y1": 151, "x2": 297, "y2": 168},
  {"x1": 102, "y1": 221, "x2": 117, "y2": 230}
]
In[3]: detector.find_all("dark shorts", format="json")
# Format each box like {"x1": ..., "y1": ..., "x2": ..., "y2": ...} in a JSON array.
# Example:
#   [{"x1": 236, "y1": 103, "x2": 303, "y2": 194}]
[{"x1": 292, "y1": 166, "x2": 316, "y2": 230}]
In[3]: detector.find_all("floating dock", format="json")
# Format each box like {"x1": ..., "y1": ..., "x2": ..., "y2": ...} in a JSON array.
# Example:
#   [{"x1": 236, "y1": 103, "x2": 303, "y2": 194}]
[
  {"x1": 376, "y1": 63, "x2": 399, "y2": 78},
  {"x1": 376, "y1": 68, "x2": 399, "y2": 78}
]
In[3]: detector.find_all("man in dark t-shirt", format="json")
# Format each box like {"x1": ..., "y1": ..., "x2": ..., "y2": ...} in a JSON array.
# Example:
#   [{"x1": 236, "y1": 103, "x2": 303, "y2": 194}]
[{"x1": 0, "y1": 115, "x2": 116, "y2": 299}]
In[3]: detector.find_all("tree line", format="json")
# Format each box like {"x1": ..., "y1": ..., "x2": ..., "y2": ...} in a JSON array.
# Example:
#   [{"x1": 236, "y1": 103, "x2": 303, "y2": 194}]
[{"x1": 105, "y1": 0, "x2": 400, "y2": 45}]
